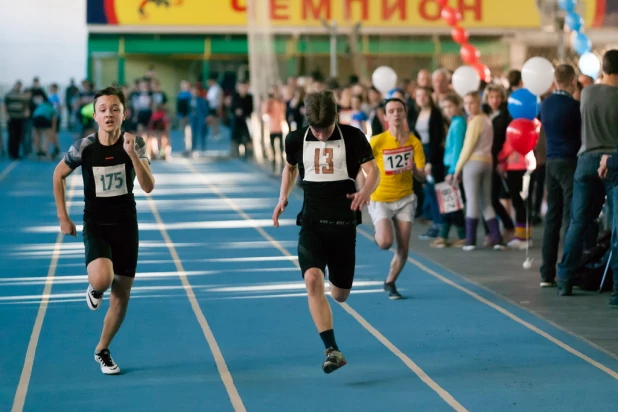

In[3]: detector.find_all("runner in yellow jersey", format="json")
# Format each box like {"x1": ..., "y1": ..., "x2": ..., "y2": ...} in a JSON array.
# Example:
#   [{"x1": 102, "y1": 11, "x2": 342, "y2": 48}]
[{"x1": 368, "y1": 98, "x2": 426, "y2": 299}]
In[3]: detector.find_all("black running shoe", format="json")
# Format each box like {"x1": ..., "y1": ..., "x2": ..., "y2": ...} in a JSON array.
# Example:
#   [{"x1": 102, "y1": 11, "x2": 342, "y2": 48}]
[
  {"x1": 322, "y1": 347, "x2": 347, "y2": 374},
  {"x1": 384, "y1": 282, "x2": 403, "y2": 300}
]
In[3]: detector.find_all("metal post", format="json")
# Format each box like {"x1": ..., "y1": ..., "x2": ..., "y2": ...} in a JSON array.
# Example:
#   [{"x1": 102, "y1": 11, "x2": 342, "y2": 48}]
[
  {"x1": 349, "y1": 22, "x2": 365, "y2": 82},
  {"x1": 600, "y1": 250, "x2": 612, "y2": 293},
  {"x1": 552, "y1": 1, "x2": 567, "y2": 64},
  {"x1": 330, "y1": 20, "x2": 337, "y2": 78},
  {"x1": 557, "y1": 31, "x2": 565, "y2": 63},
  {"x1": 321, "y1": 18, "x2": 338, "y2": 78},
  {"x1": 94, "y1": 58, "x2": 103, "y2": 90},
  {"x1": 556, "y1": 13, "x2": 566, "y2": 63}
]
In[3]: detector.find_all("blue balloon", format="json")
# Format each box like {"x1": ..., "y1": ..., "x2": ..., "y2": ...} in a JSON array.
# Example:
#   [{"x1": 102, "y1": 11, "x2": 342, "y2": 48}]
[
  {"x1": 579, "y1": 52, "x2": 601, "y2": 79},
  {"x1": 558, "y1": 0, "x2": 577, "y2": 12},
  {"x1": 572, "y1": 31, "x2": 592, "y2": 55},
  {"x1": 386, "y1": 88, "x2": 404, "y2": 98},
  {"x1": 508, "y1": 88, "x2": 539, "y2": 120},
  {"x1": 565, "y1": 11, "x2": 583, "y2": 31}
]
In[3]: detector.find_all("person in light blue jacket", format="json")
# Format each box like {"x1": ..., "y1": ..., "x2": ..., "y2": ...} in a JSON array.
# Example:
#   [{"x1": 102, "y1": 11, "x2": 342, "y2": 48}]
[
  {"x1": 189, "y1": 85, "x2": 209, "y2": 154},
  {"x1": 430, "y1": 94, "x2": 467, "y2": 248},
  {"x1": 32, "y1": 99, "x2": 59, "y2": 159}
]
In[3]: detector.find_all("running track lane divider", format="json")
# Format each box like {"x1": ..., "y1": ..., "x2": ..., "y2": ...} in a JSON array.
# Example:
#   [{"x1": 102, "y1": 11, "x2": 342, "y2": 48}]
[
  {"x1": 366, "y1": 227, "x2": 618, "y2": 381},
  {"x1": 12, "y1": 174, "x2": 78, "y2": 412},
  {"x1": 183, "y1": 162, "x2": 468, "y2": 412},
  {"x1": 0, "y1": 161, "x2": 19, "y2": 182},
  {"x1": 241, "y1": 159, "x2": 618, "y2": 381},
  {"x1": 144, "y1": 194, "x2": 247, "y2": 412}
]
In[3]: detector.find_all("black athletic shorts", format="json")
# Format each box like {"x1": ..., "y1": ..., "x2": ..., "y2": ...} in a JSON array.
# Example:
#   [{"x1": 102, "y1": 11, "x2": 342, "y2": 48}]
[
  {"x1": 298, "y1": 223, "x2": 356, "y2": 290},
  {"x1": 136, "y1": 110, "x2": 153, "y2": 128},
  {"x1": 83, "y1": 218, "x2": 139, "y2": 277},
  {"x1": 33, "y1": 116, "x2": 52, "y2": 129}
]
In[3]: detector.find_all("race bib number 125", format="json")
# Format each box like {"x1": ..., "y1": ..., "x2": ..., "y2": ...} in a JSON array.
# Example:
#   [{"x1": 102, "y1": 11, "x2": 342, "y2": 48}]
[
  {"x1": 93, "y1": 164, "x2": 128, "y2": 198},
  {"x1": 383, "y1": 146, "x2": 413, "y2": 175}
]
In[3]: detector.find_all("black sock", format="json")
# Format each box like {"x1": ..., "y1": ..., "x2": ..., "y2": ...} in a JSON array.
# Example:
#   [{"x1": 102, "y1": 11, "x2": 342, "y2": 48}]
[{"x1": 319, "y1": 329, "x2": 338, "y2": 351}]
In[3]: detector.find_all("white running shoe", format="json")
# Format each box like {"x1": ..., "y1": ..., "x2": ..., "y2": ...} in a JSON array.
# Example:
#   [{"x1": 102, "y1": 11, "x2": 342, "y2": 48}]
[
  {"x1": 94, "y1": 349, "x2": 120, "y2": 375},
  {"x1": 86, "y1": 285, "x2": 103, "y2": 311}
]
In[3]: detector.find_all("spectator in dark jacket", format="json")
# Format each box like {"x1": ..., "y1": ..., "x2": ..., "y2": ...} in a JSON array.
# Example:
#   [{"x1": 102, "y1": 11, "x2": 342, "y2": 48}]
[
  {"x1": 539, "y1": 64, "x2": 581, "y2": 287},
  {"x1": 413, "y1": 86, "x2": 446, "y2": 239}
]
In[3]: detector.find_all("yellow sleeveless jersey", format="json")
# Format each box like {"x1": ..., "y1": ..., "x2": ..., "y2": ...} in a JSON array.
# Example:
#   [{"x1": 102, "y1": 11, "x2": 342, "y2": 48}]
[{"x1": 370, "y1": 130, "x2": 426, "y2": 203}]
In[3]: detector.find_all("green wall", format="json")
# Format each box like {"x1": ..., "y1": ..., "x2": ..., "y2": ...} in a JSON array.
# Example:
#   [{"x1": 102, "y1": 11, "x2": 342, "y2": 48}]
[
  {"x1": 87, "y1": 33, "x2": 509, "y2": 110},
  {"x1": 88, "y1": 33, "x2": 505, "y2": 60}
]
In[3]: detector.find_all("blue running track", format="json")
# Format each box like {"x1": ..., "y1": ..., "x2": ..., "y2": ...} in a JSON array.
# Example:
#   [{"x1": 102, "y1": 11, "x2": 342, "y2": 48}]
[{"x1": 1, "y1": 131, "x2": 618, "y2": 411}]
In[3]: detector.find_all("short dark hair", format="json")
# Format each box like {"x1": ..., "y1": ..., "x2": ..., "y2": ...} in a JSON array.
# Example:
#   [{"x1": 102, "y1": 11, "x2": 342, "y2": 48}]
[
  {"x1": 554, "y1": 64, "x2": 577, "y2": 86},
  {"x1": 442, "y1": 93, "x2": 462, "y2": 106},
  {"x1": 305, "y1": 91, "x2": 337, "y2": 128},
  {"x1": 507, "y1": 70, "x2": 522, "y2": 90},
  {"x1": 94, "y1": 87, "x2": 127, "y2": 112},
  {"x1": 465, "y1": 91, "x2": 482, "y2": 101},
  {"x1": 602, "y1": 49, "x2": 618, "y2": 76},
  {"x1": 383, "y1": 98, "x2": 408, "y2": 112}
]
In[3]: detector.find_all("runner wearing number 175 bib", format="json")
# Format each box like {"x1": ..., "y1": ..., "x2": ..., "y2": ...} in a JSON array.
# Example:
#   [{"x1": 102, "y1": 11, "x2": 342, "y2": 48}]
[
  {"x1": 52, "y1": 87, "x2": 155, "y2": 375},
  {"x1": 367, "y1": 98, "x2": 426, "y2": 299}
]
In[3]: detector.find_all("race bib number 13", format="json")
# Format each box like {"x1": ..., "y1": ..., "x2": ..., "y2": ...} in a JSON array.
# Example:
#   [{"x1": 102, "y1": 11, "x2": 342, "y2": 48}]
[
  {"x1": 93, "y1": 164, "x2": 128, "y2": 198},
  {"x1": 383, "y1": 146, "x2": 413, "y2": 175}
]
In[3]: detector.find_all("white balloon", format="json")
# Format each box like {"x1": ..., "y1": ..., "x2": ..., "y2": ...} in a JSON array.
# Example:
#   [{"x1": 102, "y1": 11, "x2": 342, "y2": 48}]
[
  {"x1": 522, "y1": 57, "x2": 555, "y2": 96},
  {"x1": 579, "y1": 52, "x2": 601, "y2": 79},
  {"x1": 451, "y1": 65, "x2": 480, "y2": 97},
  {"x1": 372, "y1": 66, "x2": 398, "y2": 94}
]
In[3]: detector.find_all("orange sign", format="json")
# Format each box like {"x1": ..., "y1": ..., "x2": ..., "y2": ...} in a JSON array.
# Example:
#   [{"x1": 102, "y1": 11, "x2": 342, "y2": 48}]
[{"x1": 99, "y1": 0, "x2": 604, "y2": 28}]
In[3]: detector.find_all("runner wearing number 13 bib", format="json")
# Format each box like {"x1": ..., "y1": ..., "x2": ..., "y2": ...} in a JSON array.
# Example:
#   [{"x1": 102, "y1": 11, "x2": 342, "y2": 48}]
[
  {"x1": 53, "y1": 87, "x2": 155, "y2": 375},
  {"x1": 273, "y1": 91, "x2": 380, "y2": 374},
  {"x1": 367, "y1": 98, "x2": 426, "y2": 299}
]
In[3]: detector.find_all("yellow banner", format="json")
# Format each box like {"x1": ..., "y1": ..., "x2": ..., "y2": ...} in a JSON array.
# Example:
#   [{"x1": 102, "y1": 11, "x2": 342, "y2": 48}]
[{"x1": 110, "y1": 0, "x2": 600, "y2": 28}]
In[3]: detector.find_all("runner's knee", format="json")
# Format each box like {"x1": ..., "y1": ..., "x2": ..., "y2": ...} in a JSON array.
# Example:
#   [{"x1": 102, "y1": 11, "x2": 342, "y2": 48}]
[
  {"x1": 304, "y1": 269, "x2": 325, "y2": 296},
  {"x1": 110, "y1": 276, "x2": 134, "y2": 305},
  {"x1": 374, "y1": 219, "x2": 394, "y2": 249},
  {"x1": 375, "y1": 232, "x2": 393, "y2": 250},
  {"x1": 87, "y1": 258, "x2": 114, "y2": 291},
  {"x1": 330, "y1": 286, "x2": 350, "y2": 303}
]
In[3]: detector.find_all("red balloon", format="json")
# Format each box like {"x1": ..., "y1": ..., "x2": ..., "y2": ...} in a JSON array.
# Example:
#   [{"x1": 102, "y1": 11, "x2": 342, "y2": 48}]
[
  {"x1": 460, "y1": 43, "x2": 480, "y2": 65},
  {"x1": 451, "y1": 26, "x2": 469, "y2": 44},
  {"x1": 507, "y1": 119, "x2": 539, "y2": 155},
  {"x1": 441, "y1": 6, "x2": 461, "y2": 26},
  {"x1": 473, "y1": 62, "x2": 491, "y2": 82},
  {"x1": 533, "y1": 118, "x2": 542, "y2": 133}
]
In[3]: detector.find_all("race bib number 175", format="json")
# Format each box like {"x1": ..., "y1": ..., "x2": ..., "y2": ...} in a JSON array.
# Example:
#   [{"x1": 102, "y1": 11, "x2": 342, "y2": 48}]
[
  {"x1": 93, "y1": 164, "x2": 128, "y2": 198},
  {"x1": 383, "y1": 146, "x2": 413, "y2": 175}
]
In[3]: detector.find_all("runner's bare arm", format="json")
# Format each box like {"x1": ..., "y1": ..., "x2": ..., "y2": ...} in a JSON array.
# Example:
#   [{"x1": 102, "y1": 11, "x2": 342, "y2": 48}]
[
  {"x1": 53, "y1": 161, "x2": 77, "y2": 236},
  {"x1": 125, "y1": 133, "x2": 155, "y2": 193},
  {"x1": 132, "y1": 157, "x2": 155, "y2": 193},
  {"x1": 53, "y1": 161, "x2": 73, "y2": 220},
  {"x1": 273, "y1": 161, "x2": 298, "y2": 228},
  {"x1": 359, "y1": 159, "x2": 380, "y2": 196},
  {"x1": 348, "y1": 159, "x2": 380, "y2": 211},
  {"x1": 279, "y1": 161, "x2": 298, "y2": 203},
  {"x1": 412, "y1": 165, "x2": 427, "y2": 182}
]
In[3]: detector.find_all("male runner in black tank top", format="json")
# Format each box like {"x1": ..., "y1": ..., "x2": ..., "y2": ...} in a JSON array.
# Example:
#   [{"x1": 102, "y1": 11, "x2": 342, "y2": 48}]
[
  {"x1": 272, "y1": 91, "x2": 380, "y2": 373},
  {"x1": 53, "y1": 87, "x2": 155, "y2": 375}
]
